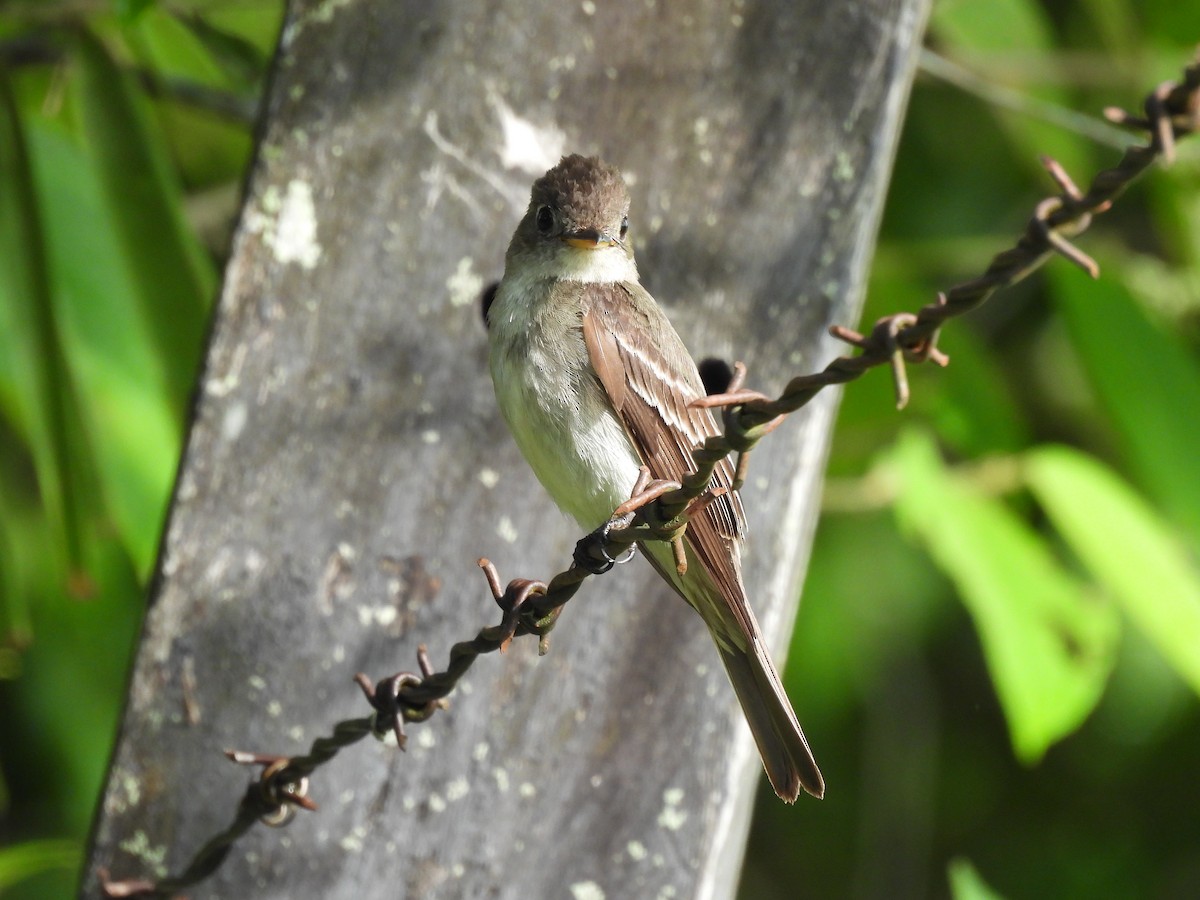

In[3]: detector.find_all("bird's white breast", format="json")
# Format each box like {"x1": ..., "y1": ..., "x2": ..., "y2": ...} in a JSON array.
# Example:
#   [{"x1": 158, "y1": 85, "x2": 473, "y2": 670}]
[{"x1": 488, "y1": 255, "x2": 643, "y2": 529}]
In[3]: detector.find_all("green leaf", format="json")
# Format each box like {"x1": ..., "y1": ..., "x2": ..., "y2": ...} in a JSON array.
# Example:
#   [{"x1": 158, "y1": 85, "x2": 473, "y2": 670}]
[
  {"x1": 0, "y1": 489, "x2": 40, "y2": 647},
  {"x1": 14, "y1": 528, "x2": 142, "y2": 835},
  {"x1": 0, "y1": 839, "x2": 80, "y2": 892},
  {"x1": 1025, "y1": 445, "x2": 1200, "y2": 696},
  {"x1": 27, "y1": 123, "x2": 179, "y2": 578},
  {"x1": 0, "y1": 70, "x2": 88, "y2": 576},
  {"x1": 170, "y1": 9, "x2": 269, "y2": 90},
  {"x1": 133, "y1": 7, "x2": 230, "y2": 86},
  {"x1": 948, "y1": 858, "x2": 1008, "y2": 900},
  {"x1": 114, "y1": 0, "x2": 156, "y2": 23},
  {"x1": 72, "y1": 27, "x2": 214, "y2": 422},
  {"x1": 889, "y1": 429, "x2": 1118, "y2": 762},
  {"x1": 126, "y1": 9, "x2": 258, "y2": 184},
  {"x1": 932, "y1": 0, "x2": 1054, "y2": 52},
  {"x1": 1050, "y1": 266, "x2": 1200, "y2": 544}
]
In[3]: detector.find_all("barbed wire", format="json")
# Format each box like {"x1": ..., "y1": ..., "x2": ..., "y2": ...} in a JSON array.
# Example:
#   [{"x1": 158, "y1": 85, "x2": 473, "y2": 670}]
[{"x1": 101, "y1": 49, "x2": 1200, "y2": 898}]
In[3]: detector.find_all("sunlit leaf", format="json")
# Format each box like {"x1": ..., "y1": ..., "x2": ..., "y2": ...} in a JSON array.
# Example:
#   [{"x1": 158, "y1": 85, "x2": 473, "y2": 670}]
[
  {"x1": 932, "y1": 0, "x2": 1053, "y2": 51},
  {"x1": 171, "y1": 9, "x2": 268, "y2": 89},
  {"x1": 889, "y1": 429, "x2": 1118, "y2": 762},
  {"x1": 0, "y1": 71, "x2": 87, "y2": 577},
  {"x1": 1026, "y1": 445, "x2": 1200, "y2": 696},
  {"x1": 126, "y1": 9, "x2": 258, "y2": 185},
  {"x1": 1050, "y1": 266, "x2": 1200, "y2": 544},
  {"x1": 133, "y1": 6, "x2": 228, "y2": 85},
  {"x1": 948, "y1": 858, "x2": 1008, "y2": 900},
  {"x1": 27, "y1": 124, "x2": 179, "y2": 578},
  {"x1": 72, "y1": 27, "x2": 214, "y2": 422}
]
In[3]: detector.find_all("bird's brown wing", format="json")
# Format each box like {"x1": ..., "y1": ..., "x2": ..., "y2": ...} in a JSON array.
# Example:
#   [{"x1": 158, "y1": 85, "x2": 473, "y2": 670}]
[
  {"x1": 581, "y1": 280, "x2": 825, "y2": 802},
  {"x1": 579, "y1": 280, "x2": 752, "y2": 637}
]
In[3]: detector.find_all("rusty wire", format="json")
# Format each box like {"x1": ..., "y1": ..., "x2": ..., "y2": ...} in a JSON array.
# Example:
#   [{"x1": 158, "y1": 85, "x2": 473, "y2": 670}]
[{"x1": 101, "y1": 50, "x2": 1200, "y2": 899}]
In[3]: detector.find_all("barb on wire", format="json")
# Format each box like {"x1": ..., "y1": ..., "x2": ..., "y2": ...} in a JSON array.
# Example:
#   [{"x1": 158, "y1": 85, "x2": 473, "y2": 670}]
[
  {"x1": 101, "y1": 715, "x2": 375, "y2": 897},
  {"x1": 100, "y1": 49, "x2": 1200, "y2": 899}
]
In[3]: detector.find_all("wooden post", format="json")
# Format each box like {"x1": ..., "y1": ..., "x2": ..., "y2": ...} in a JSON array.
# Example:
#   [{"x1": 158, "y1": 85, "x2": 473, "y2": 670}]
[{"x1": 85, "y1": 1, "x2": 929, "y2": 896}]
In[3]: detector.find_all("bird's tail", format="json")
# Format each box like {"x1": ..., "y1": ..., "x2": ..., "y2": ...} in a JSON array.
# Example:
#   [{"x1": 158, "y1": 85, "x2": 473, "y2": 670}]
[
  {"x1": 718, "y1": 639, "x2": 824, "y2": 802},
  {"x1": 638, "y1": 537, "x2": 823, "y2": 801}
]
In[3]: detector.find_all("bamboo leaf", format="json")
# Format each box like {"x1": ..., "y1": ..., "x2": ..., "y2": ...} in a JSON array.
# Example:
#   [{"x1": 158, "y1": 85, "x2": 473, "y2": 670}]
[
  {"x1": 72, "y1": 27, "x2": 214, "y2": 422},
  {"x1": 170, "y1": 9, "x2": 268, "y2": 90},
  {"x1": 27, "y1": 123, "x2": 180, "y2": 578},
  {"x1": 0, "y1": 70, "x2": 88, "y2": 577}
]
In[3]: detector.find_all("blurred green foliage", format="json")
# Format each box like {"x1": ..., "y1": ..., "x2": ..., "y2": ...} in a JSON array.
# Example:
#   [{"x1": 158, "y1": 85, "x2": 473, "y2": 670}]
[
  {"x1": 0, "y1": 1, "x2": 1197, "y2": 898},
  {"x1": 0, "y1": 2, "x2": 281, "y2": 897},
  {"x1": 747, "y1": 2, "x2": 1200, "y2": 898}
]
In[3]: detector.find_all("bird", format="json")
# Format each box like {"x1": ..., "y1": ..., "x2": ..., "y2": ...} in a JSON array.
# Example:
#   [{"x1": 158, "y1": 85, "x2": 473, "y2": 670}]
[{"x1": 486, "y1": 153, "x2": 823, "y2": 802}]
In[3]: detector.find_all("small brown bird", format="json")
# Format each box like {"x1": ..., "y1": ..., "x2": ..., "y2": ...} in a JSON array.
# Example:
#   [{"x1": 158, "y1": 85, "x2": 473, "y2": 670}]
[{"x1": 487, "y1": 154, "x2": 823, "y2": 801}]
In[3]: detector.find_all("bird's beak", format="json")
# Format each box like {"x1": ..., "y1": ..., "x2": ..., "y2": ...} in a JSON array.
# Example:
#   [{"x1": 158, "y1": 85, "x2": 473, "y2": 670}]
[{"x1": 562, "y1": 229, "x2": 617, "y2": 250}]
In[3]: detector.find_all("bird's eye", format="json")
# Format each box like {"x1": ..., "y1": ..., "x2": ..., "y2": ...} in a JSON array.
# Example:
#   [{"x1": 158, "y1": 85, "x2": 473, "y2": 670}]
[
  {"x1": 535, "y1": 205, "x2": 555, "y2": 235},
  {"x1": 619, "y1": 216, "x2": 629, "y2": 240}
]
